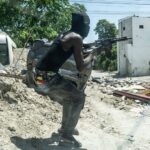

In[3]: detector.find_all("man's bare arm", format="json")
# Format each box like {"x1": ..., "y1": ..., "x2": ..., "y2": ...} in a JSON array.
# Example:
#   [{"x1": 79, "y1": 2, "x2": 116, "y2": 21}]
[{"x1": 61, "y1": 32, "x2": 93, "y2": 72}]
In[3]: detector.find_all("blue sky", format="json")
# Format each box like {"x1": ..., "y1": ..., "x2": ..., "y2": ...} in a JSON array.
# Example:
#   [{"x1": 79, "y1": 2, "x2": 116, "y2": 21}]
[{"x1": 70, "y1": 0, "x2": 150, "y2": 42}]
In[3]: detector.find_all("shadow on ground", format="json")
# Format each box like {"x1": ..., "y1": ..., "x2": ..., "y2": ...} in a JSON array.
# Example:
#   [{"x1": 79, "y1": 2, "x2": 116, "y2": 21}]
[{"x1": 11, "y1": 132, "x2": 87, "y2": 150}]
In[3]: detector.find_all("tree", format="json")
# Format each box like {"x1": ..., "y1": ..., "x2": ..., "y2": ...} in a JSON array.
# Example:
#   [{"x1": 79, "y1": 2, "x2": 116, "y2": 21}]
[
  {"x1": 94, "y1": 19, "x2": 118, "y2": 71},
  {"x1": 94, "y1": 19, "x2": 117, "y2": 39},
  {"x1": 0, "y1": 0, "x2": 86, "y2": 47}
]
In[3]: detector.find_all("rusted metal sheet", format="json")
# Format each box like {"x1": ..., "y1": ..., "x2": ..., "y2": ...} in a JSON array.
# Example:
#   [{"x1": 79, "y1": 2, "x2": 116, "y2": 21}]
[{"x1": 113, "y1": 90, "x2": 150, "y2": 102}]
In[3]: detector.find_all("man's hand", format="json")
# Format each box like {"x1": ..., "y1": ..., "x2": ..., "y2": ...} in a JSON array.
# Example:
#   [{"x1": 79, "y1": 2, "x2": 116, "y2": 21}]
[{"x1": 83, "y1": 51, "x2": 92, "y2": 58}]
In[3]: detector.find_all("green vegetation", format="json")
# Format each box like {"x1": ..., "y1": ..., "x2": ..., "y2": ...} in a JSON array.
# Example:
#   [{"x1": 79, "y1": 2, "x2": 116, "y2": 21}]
[
  {"x1": 0, "y1": 0, "x2": 86, "y2": 47},
  {"x1": 94, "y1": 19, "x2": 118, "y2": 71},
  {"x1": 94, "y1": 45, "x2": 117, "y2": 71},
  {"x1": 0, "y1": 1, "x2": 118, "y2": 71}
]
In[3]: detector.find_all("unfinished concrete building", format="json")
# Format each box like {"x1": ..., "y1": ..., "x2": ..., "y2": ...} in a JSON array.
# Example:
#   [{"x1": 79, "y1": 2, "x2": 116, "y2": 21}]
[{"x1": 117, "y1": 16, "x2": 150, "y2": 76}]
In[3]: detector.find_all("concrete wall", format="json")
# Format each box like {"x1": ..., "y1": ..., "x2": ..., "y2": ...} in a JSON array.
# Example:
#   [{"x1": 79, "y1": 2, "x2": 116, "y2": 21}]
[
  {"x1": 118, "y1": 16, "x2": 150, "y2": 76},
  {"x1": 117, "y1": 17, "x2": 133, "y2": 76},
  {"x1": 131, "y1": 17, "x2": 150, "y2": 76}
]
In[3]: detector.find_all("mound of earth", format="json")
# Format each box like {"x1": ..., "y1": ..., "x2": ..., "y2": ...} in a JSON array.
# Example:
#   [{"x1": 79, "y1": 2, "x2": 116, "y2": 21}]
[{"x1": 0, "y1": 48, "x2": 150, "y2": 150}]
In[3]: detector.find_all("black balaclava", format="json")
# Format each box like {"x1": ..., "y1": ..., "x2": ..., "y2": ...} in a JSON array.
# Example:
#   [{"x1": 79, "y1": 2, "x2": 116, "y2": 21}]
[{"x1": 71, "y1": 12, "x2": 90, "y2": 38}]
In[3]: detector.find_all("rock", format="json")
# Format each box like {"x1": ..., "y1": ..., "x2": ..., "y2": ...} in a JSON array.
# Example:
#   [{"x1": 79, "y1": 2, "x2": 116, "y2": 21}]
[
  {"x1": 107, "y1": 90, "x2": 113, "y2": 95},
  {"x1": 121, "y1": 96, "x2": 126, "y2": 101},
  {"x1": 3, "y1": 92, "x2": 18, "y2": 104},
  {"x1": 8, "y1": 124, "x2": 16, "y2": 132},
  {"x1": 127, "y1": 135, "x2": 134, "y2": 142},
  {"x1": 100, "y1": 124, "x2": 105, "y2": 129},
  {"x1": 125, "y1": 99, "x2": 134, "y2": 105},
  {"x1": 135, "y1": 100, "x2": 141, "y2": 103},
  {"x1": 0, "y1": 70, "x2": 6, "y2": 74}
]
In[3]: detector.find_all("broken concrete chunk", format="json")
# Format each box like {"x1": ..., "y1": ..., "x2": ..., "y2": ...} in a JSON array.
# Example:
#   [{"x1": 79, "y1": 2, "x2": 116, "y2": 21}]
[{"x1": 3, "y1": 92, "x2": 18, "y2": 104}]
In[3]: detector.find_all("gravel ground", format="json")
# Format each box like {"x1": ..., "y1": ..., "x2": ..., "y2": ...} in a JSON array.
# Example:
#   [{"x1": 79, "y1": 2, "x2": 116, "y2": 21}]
[{"x1": 0, "y1": 49, "x2": 150, "y2": 150}]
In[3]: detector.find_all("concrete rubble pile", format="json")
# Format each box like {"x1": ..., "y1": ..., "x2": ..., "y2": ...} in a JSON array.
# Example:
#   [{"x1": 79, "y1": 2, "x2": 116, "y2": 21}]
[
  {"x1": 91, "y1": 72, "x2": 146, "y2": 96},
  {"x1": 0, "y1": 49, "x2": 63, "y2": 149},
  {"x1": 0, "y1": 49, "x2": 150, "y2": 150},
  {"x1": 0, "y1": 74, "x2": 63, "y2": 149}
]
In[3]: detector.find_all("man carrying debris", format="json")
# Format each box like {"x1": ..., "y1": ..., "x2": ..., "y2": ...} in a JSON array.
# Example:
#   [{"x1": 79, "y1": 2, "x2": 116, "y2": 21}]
[{"x1": 35, "y1": 12, "x2": 92, "y2": 147}]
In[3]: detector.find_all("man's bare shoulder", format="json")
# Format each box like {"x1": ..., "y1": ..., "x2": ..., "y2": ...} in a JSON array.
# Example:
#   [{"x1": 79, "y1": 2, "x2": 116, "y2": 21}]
[
  {"x1": 62, "y1": 32, "x2": 82, "y2": 41},
  {"x1": 61, "y1": 32, "x2": 83, "y2": 51}
]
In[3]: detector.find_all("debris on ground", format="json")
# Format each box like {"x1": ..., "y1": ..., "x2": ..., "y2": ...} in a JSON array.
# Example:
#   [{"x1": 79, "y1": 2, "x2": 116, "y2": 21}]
[{"x1": 0, "y1": 49, "x2": 150, "y2": 150}]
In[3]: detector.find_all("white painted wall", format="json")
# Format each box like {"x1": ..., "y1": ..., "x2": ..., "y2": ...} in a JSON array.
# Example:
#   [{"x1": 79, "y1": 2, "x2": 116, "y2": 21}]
[
  {"x1": 0, "y1": 32, "x2": 16, "y2": 65},
  {"x1": 118, "y1": 16, "x2": 150, "y2": 76}
]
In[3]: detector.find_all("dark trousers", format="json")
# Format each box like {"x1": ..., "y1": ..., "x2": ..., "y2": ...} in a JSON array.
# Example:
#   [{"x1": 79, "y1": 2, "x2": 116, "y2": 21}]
[{"x1": 41, "y1": 74, "x2": 85, "y2": 135}]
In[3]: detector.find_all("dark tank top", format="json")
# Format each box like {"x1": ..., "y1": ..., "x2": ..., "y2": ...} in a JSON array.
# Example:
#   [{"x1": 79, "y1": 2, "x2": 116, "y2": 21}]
[{"x1": 36, "y1": 33, "x2": 73, "y2": 72}]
